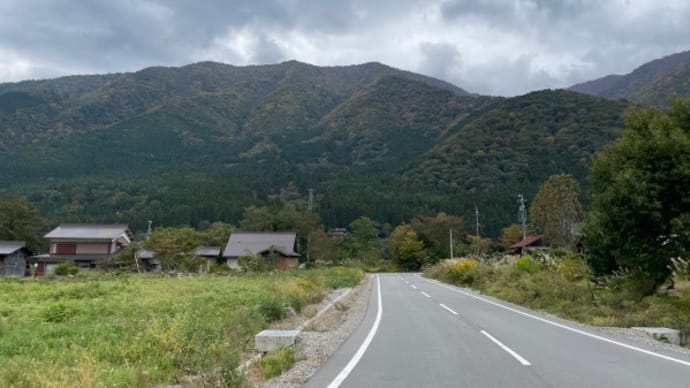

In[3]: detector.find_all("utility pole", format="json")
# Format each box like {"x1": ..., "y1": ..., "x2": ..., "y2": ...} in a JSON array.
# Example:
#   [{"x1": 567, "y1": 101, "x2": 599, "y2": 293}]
[
  {"x1": 146, "y1": 220, "x2": 153, "y2": 240},
  {"x1": 475, "y1": 206, "x2": 480, "y2": 237},
  {"x1": 518, "y1": 194, "x2": 527, "y2": 240},
  {"x1": 449, "y1": 228, "x2": 454, "y2": 259},
  {"x1": 307, "y1": 189, "x2": 314, "y2": 266}
]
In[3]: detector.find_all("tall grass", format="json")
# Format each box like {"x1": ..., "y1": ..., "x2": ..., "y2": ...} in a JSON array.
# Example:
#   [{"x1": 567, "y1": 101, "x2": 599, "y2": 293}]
[
  {"x1": 0, "y1": 267, "x2": 362, "y2": 387},
  {"x1": 424, "y1": 255, "x2": 690, "y2": 345}
]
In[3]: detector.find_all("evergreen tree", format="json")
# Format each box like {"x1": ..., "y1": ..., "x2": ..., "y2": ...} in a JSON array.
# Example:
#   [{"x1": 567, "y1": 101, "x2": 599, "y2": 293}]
[{"x1": 583, "y1": 99, "x2": 690, "y2": 292}]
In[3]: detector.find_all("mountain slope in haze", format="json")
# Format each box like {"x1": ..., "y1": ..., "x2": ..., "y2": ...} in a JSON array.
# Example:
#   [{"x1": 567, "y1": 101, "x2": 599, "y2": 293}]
[
  {"x1": 569, "y1": 50, "x2": 690, "y2": 106},
  {"x1": 0, "y1": 61, "x2": 630, "y2": 235}
]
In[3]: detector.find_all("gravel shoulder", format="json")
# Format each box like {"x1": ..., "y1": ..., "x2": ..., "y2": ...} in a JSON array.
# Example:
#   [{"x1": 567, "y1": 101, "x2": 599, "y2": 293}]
[{"x1": 251, "y1": 274, "x2": 374, "y2": 387}]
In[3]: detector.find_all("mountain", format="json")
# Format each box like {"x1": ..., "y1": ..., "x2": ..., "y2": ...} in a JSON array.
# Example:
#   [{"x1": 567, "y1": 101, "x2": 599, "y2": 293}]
[
  {"x1": 0, "y1": 61, "x2": 628, "y2": 236},
  {"x1": 569, "y1": 50, "x2": 690, "y2": 106}
]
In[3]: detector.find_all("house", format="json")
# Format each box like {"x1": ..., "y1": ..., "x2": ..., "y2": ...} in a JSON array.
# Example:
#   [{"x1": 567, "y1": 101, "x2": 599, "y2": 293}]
[
  {"x1": 507, "y1": 235, "x2": 546, "y2": 256},
  {"x1": 34, "y1": 224, "x2": 133, "y2": 275},
  {"x1": 223, "y1": 232, "x2": 300, "y2": 270},
  {"x1": 194, "y1": 245, "x2": 221, "y2": 271},
  {"x1": 0, "y1": 241, "x2": 32, "y2": 276}
]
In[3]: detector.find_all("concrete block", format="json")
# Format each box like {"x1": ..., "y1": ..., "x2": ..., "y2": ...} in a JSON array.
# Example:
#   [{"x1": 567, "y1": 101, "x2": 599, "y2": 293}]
[
  {"x1": 255, "y1": 330, "x2": 299, "y2": 352},
  {"x1": 632, "y1": 327, "x2": 685, "y2": 346}
]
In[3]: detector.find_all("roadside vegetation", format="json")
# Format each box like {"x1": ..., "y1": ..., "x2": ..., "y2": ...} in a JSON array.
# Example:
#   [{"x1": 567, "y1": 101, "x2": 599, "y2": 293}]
[
  {"x1": 0, "y1": 267, "x2": 362, "y2": 387},
  {"x1": 425, "y1": 253, "x2": 690, "y2": 344}
]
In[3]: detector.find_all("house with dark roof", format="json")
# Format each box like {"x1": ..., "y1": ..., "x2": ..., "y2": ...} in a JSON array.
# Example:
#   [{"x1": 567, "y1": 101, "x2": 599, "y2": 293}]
[
  {"x1": 507, "y1": 235, "x2": 546, "y2": 256},
  {"x1": 34, "y1": 224, "x2": 133, "y2": 275},
  {"x1": 223, "y1": 232, "x2": 300, "y2": 270},
  {"x1": 0, "y1": 241, "x2": 32, "y2": 276}
]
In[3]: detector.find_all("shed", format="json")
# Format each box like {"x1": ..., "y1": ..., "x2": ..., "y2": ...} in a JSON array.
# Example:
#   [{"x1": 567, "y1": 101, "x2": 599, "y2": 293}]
[{"x1": 0, "y1": 241, "x2": 32, "y2": 276}]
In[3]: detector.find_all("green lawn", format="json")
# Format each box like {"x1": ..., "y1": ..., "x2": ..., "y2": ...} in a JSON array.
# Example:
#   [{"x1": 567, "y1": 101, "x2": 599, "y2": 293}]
[{"x1": 0, "y1": 267, "x2": 362, "y2": 387}]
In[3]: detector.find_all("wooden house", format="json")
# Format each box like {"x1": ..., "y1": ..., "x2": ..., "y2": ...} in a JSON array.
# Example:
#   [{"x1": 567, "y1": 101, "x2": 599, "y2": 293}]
[
  {"x1": 34, "y1": 224, "x2": 133, "y2": 275},
  {"x1": 223, "y1": 232, "x2": 300, "y2": 270}
]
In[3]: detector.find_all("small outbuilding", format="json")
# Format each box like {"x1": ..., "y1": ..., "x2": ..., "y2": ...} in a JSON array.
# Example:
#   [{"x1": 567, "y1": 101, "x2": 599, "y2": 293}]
[
  {"x1": 507, "y1": 235, "x2": 546, "y2": 256},
  {"x1": 0, "y1": 241, "x2": 32, "y2": 276},
  {"x1": 223, "y1": 232, "x2": 300, "y2": 270}
]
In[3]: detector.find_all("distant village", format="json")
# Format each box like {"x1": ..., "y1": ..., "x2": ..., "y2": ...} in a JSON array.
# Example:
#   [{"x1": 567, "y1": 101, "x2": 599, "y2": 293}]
[
  {"x1": 0, "y1": 223, "x2": 545, "y2": 277},
  {"x1": 0, "y1": 224, "x2": 306, "y2": 276}
]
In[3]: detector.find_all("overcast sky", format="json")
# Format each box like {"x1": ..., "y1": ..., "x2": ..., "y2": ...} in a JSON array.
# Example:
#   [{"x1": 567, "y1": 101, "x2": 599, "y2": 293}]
[{"x1": 1, "y1": 0, "x2": 689, "y2": 96}]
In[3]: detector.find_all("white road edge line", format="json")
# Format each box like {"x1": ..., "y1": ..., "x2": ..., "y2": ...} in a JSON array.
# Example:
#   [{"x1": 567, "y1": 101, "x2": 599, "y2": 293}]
[
  {"x1": 419, "y1": 276, "x2": 690, "y2": 367},
  {"x1": 327, "y1": 275, "x2": 383, "y2": 388},
  {"x1": 421, "y1": 291, "x2": 431, "y2": 298},
  {"x1": 411, "y1": 284, "x2": 417, "y2": 289},
  {"x1": 439, "y1": 303, "x2": 458, "y2": 316},
  {"x1": 481, "y1": 330, "x2": 531, "y2": 366}
]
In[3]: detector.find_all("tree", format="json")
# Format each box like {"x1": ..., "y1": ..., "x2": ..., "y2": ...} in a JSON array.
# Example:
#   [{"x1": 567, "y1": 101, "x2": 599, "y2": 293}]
[
  {"x1": 0, "y1": 195, "x2": 46, "y2": 252},
  {"x1": 410, "y1": 212, "x2": 465, "y2": 261},
  {"x1": 145, "y1": 226, "x2": 201, "y2": 271},
  {"x1": 499, "y1": 224, "x2": 524, "y2": 250},
  {"x1": 529, "y1": 174, "x2": 584, "y2": 249},
  {"x1": 466, "y1": 234, "x2": 492, "y2": 256},
  {"x1": 583, "y1": 100, "x2": 690, "y2": 292},
  {"x1": 342, "y1": 217, "x2": 381, "y2": 262},
  {"x1": 388, "y1": 224, "x2": 426, "y2": 270}
]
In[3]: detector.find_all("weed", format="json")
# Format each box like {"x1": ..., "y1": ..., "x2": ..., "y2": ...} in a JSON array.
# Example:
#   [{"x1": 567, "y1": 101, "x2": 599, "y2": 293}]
[{"x1": 261, "y1": 347, "x2": 295, "y2": 379}]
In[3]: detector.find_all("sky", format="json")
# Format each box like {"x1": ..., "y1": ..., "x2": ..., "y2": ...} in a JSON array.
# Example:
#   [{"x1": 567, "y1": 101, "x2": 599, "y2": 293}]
[{"x1": 1, "y1": 0, "x2": 689, "y2": 96}]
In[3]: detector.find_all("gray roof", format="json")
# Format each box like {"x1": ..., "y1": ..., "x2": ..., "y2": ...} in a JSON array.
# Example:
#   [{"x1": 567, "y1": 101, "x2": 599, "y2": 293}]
[
  {"x1": 194, "y1": 246, "x2": 220, "y2": 257},
  {"x1": 223, "y1": 232, "x2": 299, "y2": 258},
  {"x1": 0, "y1": 241, "x2": 26, "y2": 255},
  {"x1": 45, "y1": 224, "x2": 132, "y2": 241},
  {"x1": 136, "y1": 249, "x2": 156, "y2": 259}
]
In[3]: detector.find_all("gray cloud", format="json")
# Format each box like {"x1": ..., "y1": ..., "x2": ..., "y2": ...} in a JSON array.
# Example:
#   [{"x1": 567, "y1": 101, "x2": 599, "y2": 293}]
[{"x1": 0, "y1": 0, "x2": 689, "y2": 96}]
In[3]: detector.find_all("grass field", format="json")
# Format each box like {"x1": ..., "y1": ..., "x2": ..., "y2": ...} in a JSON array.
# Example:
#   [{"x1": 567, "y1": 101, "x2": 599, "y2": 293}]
[{"x1": 0, "y1": 267, "x2": 362, "y2": 387}]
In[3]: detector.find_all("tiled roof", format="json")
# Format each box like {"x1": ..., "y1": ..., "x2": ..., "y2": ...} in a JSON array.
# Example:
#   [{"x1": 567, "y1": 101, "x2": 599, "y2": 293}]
[
  {"x1": 194, "y1": 246, "x2": 221, "y2": 257},
  {"x1": 45, "y1": 224, "x2": 131, "y2": 240},
  {"x1": 0, "y1": 241, "x2": 26, "y2": 255},
  {"x1": 223, "y1": 232, "x2": 299, "y2": 258}
]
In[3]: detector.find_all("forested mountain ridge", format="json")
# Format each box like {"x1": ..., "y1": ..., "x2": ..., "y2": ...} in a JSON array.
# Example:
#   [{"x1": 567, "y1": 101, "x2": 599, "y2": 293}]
[
  {"x1": 0, "y1": 61, "x2": 630, "y2": 235},
  {"x1": 568, "y1": 50, "x2": 690, "y2": 106},
  {"x1": 0, "y1": 60, "x2": 469, "y2": 152}
]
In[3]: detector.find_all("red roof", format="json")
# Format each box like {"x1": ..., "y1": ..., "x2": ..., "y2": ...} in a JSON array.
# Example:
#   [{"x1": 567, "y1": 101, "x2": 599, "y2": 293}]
[{"x1": 510, "y1": 235, "x2": 543, "y2": 249}]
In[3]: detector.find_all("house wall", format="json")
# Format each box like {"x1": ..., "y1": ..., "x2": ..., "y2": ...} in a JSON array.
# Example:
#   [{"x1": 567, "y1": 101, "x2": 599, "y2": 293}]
[
  {"x1": 1, "y1": 252, "x2": 27, "y2": 276},
  {"x1": 50, "y1": 242, "x2": 111, "y2": 255},
  {"x1": 227, "y1": 258, "x2": 240, "y2": 269},
  {"x1": 275, "y1": 256, "x2": 299, "y2": 271},
  {"x1": 77, "y1": 243, "x2": 111, "y2": 255}
]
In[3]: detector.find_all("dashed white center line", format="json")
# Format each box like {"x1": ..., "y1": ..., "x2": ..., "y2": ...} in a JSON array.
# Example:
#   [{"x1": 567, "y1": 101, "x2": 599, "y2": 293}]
[
  {"x1": 439, "y1": 303, "x2": 458, "y2": 316},
  {"x1": 481, "y1": 330, "x2": 531, "y2": 366},
  {"x1": 421, "y1": 291, "x2": 431, "y2": 298},
  {"x1": 411, "y1": 284, "x2": 417, "y2": 289}
]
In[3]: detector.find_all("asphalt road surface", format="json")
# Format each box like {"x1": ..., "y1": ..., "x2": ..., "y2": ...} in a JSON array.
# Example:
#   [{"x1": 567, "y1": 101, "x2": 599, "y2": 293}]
[{"x1": 305, "y1": 273, "x2": 690, "y2": 388}]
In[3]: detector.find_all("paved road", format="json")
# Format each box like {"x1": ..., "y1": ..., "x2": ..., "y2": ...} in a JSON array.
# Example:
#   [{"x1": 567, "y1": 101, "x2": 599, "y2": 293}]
[{"x1": 305, "y1": 273, "x2": 690, "y2": 387}]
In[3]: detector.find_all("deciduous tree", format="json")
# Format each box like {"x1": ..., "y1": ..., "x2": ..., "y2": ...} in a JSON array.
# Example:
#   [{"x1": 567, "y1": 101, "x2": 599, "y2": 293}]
[{"x1": 529, "y1": 174, "x2": 584, "y2": 249}]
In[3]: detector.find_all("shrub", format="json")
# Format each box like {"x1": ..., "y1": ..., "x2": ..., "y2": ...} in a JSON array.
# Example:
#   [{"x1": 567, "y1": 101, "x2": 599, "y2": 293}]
[
  {"x1": 670, "y1": 257, "x2": 690, "y2": 281},
  {"x1": 446, "y1": 259, "x2": 479, "y2": 285},
  {"x1": 558, "y1": 253, "x2": 589, "y2": 281},
  {"x1": 515, "y1": 256, "x2": 542, "y2": 273},
  {"x1": 54, "y1": 263, "x2": 79, "y2": 276},
  {"x1": 261, "y1": 347, "x2": 295, "y2": 379},
  {"x1": 238, "y1": 253, "x2": 266, "y2": 272}
]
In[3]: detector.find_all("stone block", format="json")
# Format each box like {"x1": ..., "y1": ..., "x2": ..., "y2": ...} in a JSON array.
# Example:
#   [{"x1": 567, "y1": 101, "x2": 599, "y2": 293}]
[{"x1": 255, "y1": 329, "x2": 299, "y2": 352}]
